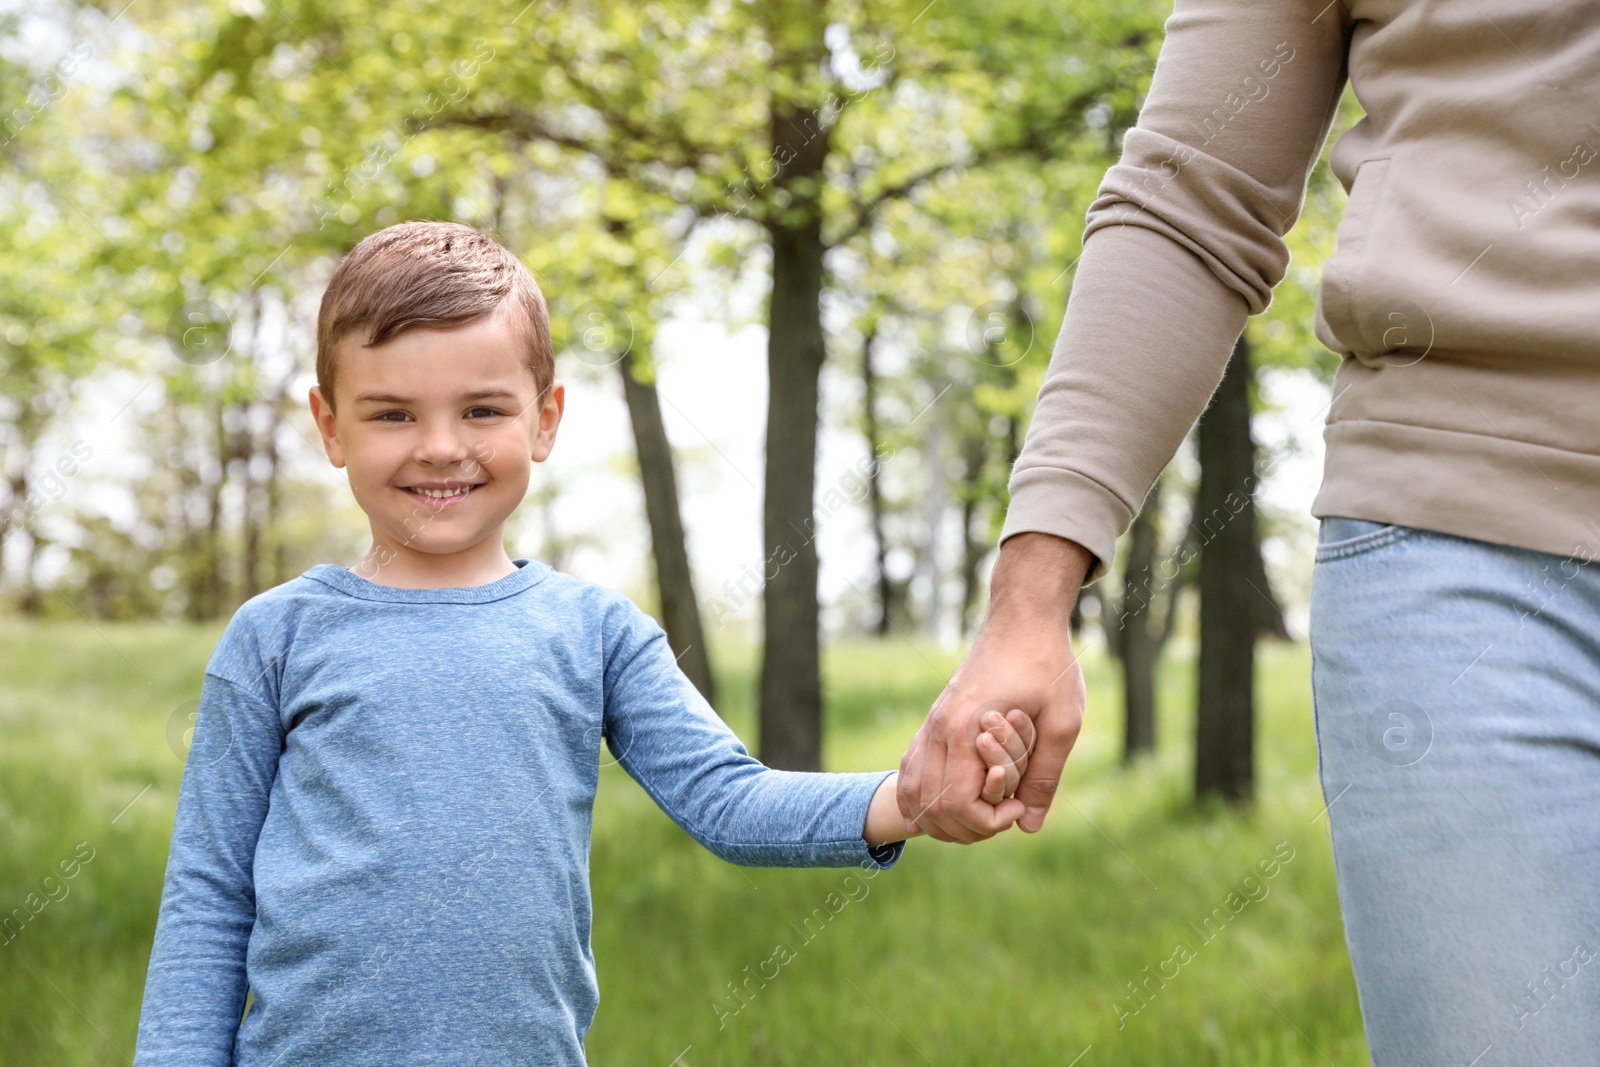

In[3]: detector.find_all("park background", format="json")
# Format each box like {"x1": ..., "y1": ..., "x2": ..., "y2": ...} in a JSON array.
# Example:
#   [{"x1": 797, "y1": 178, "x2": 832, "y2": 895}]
[{"x1": 1, "y1": 0, "x2": 1372, "y2": 1062}]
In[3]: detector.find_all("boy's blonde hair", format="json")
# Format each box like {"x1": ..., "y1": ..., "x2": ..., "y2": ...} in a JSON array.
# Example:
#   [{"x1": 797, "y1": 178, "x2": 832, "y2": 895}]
[{"x1": 316, "y1": 221, "x2": 554, "y2": 409}]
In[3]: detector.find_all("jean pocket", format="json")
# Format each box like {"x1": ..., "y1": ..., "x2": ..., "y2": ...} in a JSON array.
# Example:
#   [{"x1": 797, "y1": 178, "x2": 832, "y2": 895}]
[{"x1": 1315, "y1": 516, "x2": 1418, "y2": 563}]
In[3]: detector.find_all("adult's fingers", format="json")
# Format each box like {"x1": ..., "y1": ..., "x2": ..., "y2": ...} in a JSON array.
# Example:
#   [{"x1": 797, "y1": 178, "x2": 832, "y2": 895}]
[
  {"x1": 910, "y1": 704, "x2": 964, "y2": 842},
  {"x1": 1014, "y1": 696, "x2": 1081, "y2": 833},
  {"x1": 1004, "y1": 708, "x2": 1036, "y2": 775},
  {"x1": 927, "y1": 701, "x2": 1022, "y2": 842},
  {"x1": 896, "y1": 728, "x2": 924, "y2": 824}
]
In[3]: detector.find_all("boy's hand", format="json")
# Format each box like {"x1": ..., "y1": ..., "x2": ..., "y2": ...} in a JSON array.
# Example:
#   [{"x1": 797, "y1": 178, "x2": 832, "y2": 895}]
[
  {"x1": 977, "y1": 709, "x2": 1035, "y2": 806},
  {"x1": 865, "y1": 708, "x2": 1036, "y2": 847}
]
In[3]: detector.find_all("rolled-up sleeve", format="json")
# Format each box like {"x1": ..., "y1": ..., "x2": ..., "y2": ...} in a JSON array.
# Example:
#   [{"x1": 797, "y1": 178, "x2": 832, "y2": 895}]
[{"x1": 1003, "y1": 0, "x2": 1349, "y2": 583}]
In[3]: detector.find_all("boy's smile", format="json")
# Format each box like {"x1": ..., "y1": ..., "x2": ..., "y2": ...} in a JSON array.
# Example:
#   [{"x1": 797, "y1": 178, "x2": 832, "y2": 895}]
[
  {"x1": 309, "y1": 305, "x2": 564, "y2": 589},
  {"x1": 402, "y1": 482, "x2": 485, "y2": 506}
]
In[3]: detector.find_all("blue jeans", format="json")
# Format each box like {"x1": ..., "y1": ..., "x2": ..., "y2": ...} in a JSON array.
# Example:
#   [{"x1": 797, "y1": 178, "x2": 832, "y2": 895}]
[{"x1": 1310, "y1": 517, "x2": 1600, "y2": 1065}]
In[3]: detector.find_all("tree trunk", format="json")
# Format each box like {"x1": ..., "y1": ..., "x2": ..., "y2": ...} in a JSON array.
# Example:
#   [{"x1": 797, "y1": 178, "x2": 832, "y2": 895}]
[
  {"x1": 243, "y1": 407, "x2": 262, "y2": 600},
  {"x1": 7, "y1": 451, "x2": 42, "y2": 616},
  {"x1": 1247, "y1": 516, "x2": 1291, "y2": 640},
  {"x1": 264, "y1": 382, "x2": 287, "y2": 588},
  {"x1": 758, "y1": 44, "x2": 830, "y2": 770},
  {"x1": 1119, "y1": 480, "x2": 1163, "y2": 761},
  {"x1": 1194, "y1": 334, "x2": 1258, "y2": 803},
  {"x1": 617, "y1": 348, "x2": 717, "y2": 705},
  {"x1": 241, "y1": 295, "x2": 265, "y2": 599},
  {"x1": 861, "y1": 326, "x2": 894, "y2": 637},
  {"x1": 956, "y1": 432, "x2": 987, "y2": 640},
  {"x1": 188, "y1": 402, "x2": 228, "y2": 621}
]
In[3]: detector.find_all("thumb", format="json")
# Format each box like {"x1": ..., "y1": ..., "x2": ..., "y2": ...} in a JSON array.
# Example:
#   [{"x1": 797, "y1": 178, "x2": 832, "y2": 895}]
[
  {"x1": 896, "y1": 731, "x2": 923, "y2": 824},
  {"x1": 1013, "y1": 705, "x2": 1077, "y2": 833}
]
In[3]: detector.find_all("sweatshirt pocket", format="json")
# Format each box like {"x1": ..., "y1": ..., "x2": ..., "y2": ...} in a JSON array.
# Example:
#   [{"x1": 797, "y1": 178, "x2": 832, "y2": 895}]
[{"x1": 1316, "y1": 157, "x2": 1393, "y2": 356}]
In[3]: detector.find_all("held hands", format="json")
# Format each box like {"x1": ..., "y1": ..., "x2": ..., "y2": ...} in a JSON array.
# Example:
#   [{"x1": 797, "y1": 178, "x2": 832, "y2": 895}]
[
  {"x1": 862, "y1": 709, "x2": 1035, "y2": 846},
  {"x1": 977, "y1": 708, "x2": 1036, "y2": 807},
  {"x1": 897, "y1": 533, "x2": 1093, "y2": 844}
]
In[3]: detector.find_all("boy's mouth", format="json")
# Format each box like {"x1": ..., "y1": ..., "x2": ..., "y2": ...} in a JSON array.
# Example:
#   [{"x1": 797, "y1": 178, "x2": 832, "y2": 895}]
[{"x1": 399, "y1": 482, "x2": 487, "y2": 509}]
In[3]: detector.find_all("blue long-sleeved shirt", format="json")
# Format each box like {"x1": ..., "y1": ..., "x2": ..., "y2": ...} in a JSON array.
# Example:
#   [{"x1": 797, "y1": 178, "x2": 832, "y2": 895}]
[{"x1": 133, "y1": 558, "x2": 901, "y2": 1065}]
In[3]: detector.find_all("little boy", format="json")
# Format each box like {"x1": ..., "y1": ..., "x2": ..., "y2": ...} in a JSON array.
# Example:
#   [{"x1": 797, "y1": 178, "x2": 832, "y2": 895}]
[{"x1": 133, "y1": 221, "x2": 1034, "y2": 1066}]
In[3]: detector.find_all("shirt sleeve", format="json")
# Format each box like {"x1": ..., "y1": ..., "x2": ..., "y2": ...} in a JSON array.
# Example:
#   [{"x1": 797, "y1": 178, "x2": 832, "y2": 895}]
[
  {"x1": 1001, "y1": 0, "x2": 1350, "y2": 583},
  {"x1": 134, "y1": 650, "x2": 286, "y2": 1065},
  {"x1": 600, "y1": 599, "x2": 903, "y2": 870}
]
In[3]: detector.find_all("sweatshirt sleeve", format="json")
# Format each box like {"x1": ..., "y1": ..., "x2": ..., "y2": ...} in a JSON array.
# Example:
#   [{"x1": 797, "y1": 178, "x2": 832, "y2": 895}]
[
  {"x1": 134, "y1": 655, "x2": 286, "y2": 1065},
  {"x1": 600, "y1": 599, "x2": 902, "y2": 870},
  {"x1": 1002, "y1": 0, "x2": 1350, "y2": 583}
]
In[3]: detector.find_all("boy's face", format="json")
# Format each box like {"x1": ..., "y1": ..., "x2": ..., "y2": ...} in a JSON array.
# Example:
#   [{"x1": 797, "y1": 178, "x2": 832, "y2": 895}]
[{"x1": 308, "y1": 306, "x2": 563, "y2": 568}]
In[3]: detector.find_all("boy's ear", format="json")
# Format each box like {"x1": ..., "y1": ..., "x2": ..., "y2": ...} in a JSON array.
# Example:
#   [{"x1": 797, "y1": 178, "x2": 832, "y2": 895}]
[
  {"x1": 530, "y1": 380, "x2": 565, "y2": 463},
  {"x1": 308, "y1": 386, "x2": 346, "y2": 469}
]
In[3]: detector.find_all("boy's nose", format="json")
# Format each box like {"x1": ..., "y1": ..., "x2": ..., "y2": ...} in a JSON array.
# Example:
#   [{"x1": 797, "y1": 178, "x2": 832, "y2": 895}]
[{"x1": 412, "y1": 419, "x2": 473, "y2": 467}]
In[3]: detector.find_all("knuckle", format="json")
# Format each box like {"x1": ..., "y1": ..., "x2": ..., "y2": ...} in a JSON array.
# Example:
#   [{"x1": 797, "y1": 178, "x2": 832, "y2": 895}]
[
  {"x1": 1024, "y1": 774, "x2": 1062, "y2": 802},
  {"x1": 1039, "y1": 717, "x2": 1079, "y2": 748}
]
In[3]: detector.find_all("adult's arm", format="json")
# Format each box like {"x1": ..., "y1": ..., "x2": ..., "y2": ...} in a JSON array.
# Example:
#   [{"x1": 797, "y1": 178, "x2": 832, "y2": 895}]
[{"x1": 901, "y1": 0, "x2": 1350, "y2": 842}]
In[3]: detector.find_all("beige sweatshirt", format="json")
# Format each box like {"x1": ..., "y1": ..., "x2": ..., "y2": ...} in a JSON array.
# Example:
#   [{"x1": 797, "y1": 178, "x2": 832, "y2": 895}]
[{"x1": 1001, "y1": 0, "x2": 1600, "y2": 584}]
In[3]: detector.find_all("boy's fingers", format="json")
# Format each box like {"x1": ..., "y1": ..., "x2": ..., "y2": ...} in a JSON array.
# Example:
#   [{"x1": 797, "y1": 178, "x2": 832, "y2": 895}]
[
  {"x1": 976, "y1": 727, "x2": 1010, "y2": 766},
  {"x1": 1005, "y1": 708, "x2": 1036, "y2": 772},
  {"x1": 987, "y1": 730, "x2": 1024, "y2": 797},
  {"x1": 980, "y1": 764, "x2": 1007, "y2": 806},
  {"x1": 976, "y1": 709, "x2": 1032, "y2": 796},
  {"x1": 989, "y1": 709, "x2": 1031, "y2": 768}
]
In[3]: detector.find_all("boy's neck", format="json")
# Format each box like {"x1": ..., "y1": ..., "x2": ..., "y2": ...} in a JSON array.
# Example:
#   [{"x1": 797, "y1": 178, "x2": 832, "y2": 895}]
[{"x1": 352, "y1": 530, "x2": 521, "y2": 589}]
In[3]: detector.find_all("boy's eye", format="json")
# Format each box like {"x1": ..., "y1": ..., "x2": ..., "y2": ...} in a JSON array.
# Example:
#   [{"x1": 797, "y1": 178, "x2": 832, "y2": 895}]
[
  {"x1": 466, "y1": 407, "x2": 506, "y2": 419},
  {"x1": 373, "y1": 410, "x2": 413, "y2": 422}
]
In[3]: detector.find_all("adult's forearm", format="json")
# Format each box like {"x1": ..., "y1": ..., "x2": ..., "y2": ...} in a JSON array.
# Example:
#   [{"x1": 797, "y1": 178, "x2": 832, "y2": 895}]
[{"x1": 983, "y1": 532, "x2": 1095, "y2": 636}]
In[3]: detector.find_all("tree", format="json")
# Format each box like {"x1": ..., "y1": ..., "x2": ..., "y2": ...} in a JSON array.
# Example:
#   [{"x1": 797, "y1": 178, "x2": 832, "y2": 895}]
[
  {"x1": 1193, "y1": 333, "x2": 1260, "y2": 803},
  {"x1": 1100, "y1": 471, "x2": 1189, "y2": 761},
  {"x1": 1189, "y1": 87, "x2": 1363, "y2": 800},
  {"x1": 423, "y1": 0, "x2": 1152, "y2": 767},
  {"x1": 57, "y1": 0, "x2": 1163, "y2": 769},
  {"x1": 617, "y1": 347, "x2": 717, "y2": 703},
  {"x1": 0, "y1": 93, "x2": 104, "y2": 613}
]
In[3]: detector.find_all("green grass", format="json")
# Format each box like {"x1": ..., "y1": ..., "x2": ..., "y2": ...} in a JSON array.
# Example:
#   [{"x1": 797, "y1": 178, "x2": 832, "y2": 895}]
[{"x1": 0, "y1": 620, "x2": 1367, "y2": 1065}]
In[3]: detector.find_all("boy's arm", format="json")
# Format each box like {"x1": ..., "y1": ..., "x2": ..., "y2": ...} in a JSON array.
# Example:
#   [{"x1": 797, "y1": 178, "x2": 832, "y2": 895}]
[
  {"x1": 863, "y1": 773, "x2": 918, "y2": 848},
  {"x1": 601, "y1": 603, "x2": 907, "y2": 870},
  {"x1": 134, "y1": 670, "x2": 284, "y2": 1066}
]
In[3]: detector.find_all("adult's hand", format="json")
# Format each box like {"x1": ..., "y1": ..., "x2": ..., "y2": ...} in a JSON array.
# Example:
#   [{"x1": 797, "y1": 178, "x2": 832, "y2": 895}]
[{"x1": 897, "y1": 532, "x2": 1093, "y2": 843}]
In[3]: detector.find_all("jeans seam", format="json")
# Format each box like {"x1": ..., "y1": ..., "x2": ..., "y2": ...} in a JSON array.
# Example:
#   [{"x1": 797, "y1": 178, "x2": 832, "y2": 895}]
[{"x1": 1315, "y1": 525, "x2": 1421, "y2": 564}]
